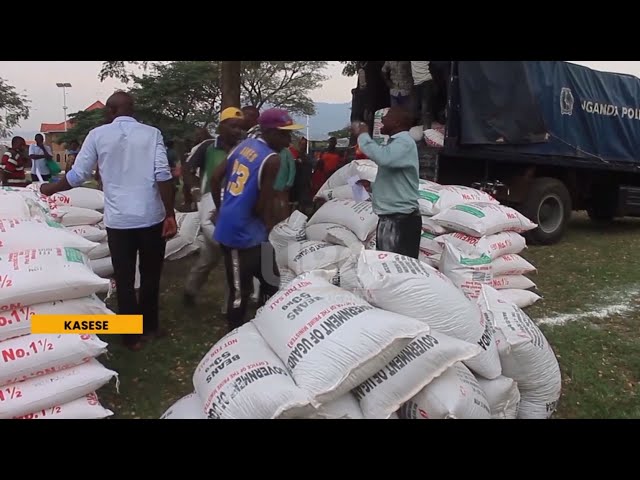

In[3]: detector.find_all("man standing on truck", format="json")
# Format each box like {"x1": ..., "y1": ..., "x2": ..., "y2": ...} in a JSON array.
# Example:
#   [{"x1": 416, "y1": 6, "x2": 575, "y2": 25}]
[
  {"x1": 410, "y1": 61, "x2": 435, "y2": 129},
  {"x1": 381, "y1": 61, "x2": 413, "y2": 107},
  {"x1": 353, "y1": 106, "x2": 421, "y2": 258}
]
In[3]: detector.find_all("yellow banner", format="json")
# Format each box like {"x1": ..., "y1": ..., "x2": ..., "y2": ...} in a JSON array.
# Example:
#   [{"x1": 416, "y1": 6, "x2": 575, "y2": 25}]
[{"x1": 30, "y1": 315, "x2": 143, "y2": 334}]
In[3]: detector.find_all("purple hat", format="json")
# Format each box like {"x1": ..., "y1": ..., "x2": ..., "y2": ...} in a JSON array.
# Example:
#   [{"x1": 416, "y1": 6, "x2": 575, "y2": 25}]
[{"x1": 258, "y1": 108, "x2": 304, "y2": 131}]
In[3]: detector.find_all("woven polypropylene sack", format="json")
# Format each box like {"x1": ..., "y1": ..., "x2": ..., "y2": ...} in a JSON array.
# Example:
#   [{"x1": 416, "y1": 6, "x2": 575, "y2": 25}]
[
  {"x1": 432, "y1": 202, "x2": 537, "y2": 237},
  {"x1": 354, "y1": 250, "x2": 501, "y2": 379},
  {"x1": 435, "y1": 231, "x2": 527, "y2": 260},
  {"x1": 57, "y1": 206, "x2": 103, "y2": 227},
  {"x1": 418, "y1": 185, "x2": 498, "y2": 216},
  {"x1": 440, "y1": 242, "x2": 493, "y2": 300},
  {"x1": 492, "y1": 254, "x2": 536, "y2": 276},
  {"x1": 286, "y1": 240, "x2": 352, "y2": 276},
  {"x1": 478, "y1": 285, "x2": 561, "y2": 419},
  {"x1": 307, "y1": 199, "x2": 378, "y2": 242},
  {"x1": 193, "y1": 322, "x2": 314, "y2": 419},
  {"x1": 306, "y1": 223, "x2": 363, "y2": 249},
  {"x1": 251, "y1": 270, "x2": 430, "y2": 403},
  {"x1": 66, "y1": 225, "x2": 107, "y2": 243},
  {"x1": 14, "y1": 392, "x2": 113, "y2": 420},
  {"x1": 352, "y1": 330, "x2": 481, "y2": 419},
  {"x1": 476, "y1": 375, "x2": 520, "y2": 419},
  {"x1": 161, "y1": 392, "x2": 206, "y2": 419},
  {"x1": 0, "y1": 218, "x2": 98, "y2": 254},
  {"x1": 308, "y1": 394, "x2": 364, "y2": 419},
  {"x1": 399, "y1": 362, "x2": 491, "y2": 419}
]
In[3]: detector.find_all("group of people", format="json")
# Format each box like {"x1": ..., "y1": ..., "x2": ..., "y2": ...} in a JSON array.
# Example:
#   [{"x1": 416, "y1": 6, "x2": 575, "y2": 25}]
[{"x1": 6, "y1": 84, "x2": 422, "y2": 352}]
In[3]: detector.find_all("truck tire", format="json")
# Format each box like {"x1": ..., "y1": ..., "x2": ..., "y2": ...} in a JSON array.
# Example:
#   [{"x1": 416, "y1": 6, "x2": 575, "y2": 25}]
[{"x1": 520, "y1": 177, "x2": 572, "y2": 245}]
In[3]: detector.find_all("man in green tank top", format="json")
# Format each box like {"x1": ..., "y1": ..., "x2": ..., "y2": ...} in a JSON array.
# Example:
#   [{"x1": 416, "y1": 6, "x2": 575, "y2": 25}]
[{"x1": 183, "y1": 107, "x2": 245, "y2": 306}]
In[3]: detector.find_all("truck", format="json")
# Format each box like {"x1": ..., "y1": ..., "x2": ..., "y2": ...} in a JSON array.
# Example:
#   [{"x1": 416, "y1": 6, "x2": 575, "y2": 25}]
[{"x1": 433, "y1": 61, "x2": 640, "y2": 245}]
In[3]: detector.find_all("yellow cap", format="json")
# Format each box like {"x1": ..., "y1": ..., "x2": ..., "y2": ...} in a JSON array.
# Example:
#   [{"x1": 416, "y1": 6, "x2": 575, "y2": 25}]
[{"x1": 220, "y1": 107, "x2": 244, "y2": 123}]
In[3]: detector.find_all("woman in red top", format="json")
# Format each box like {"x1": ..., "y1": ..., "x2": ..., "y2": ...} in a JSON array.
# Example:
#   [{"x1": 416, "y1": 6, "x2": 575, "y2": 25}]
[{"x1": 311, "y1": 137, "x2": 342, "y2": 196}]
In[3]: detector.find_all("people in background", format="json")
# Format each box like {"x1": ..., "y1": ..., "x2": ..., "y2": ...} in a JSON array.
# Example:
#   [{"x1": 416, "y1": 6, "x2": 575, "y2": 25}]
[
  {"x1": 183, "y1": 107, "x2": 245, "y2": 307},
  {"x1": 354, "y1": 106, "x2": 421, "y2": 259},
  {"x1": 410, "y1": 61, "x2": 435, "y2": 129},
  {"x1": 65, "y1": 140, "x2": 80, "y2": 173},
  {"x1": 29, "y1": 134, "x2": 53, "y2": 182},
  {"x1": 292, "y1": 137, "x2": 314, "y2": 215},
  {"x1": 0, "y1": 136, "x2": 30, "y2": 187},
  {"x1": 40, "y1": 91, "x2": 177, "y2": 352},
  {"x1": 242, "y1": 106, "x2": 260, "y2": 137},
  {"x1": 381, "y1": 61, "x2": 413, "y2": 107},
  {"x1": 183, "y1": 128, "x2": 215, "y2": 211},
  {"x1": 429, "y1": 61, "x2": 451, "y2": 124},
  {"x1": 311, "y1": 137, "x2": 341, "y2": 196},
  {"x1": 210, "y1": 108, "x2": 303, "y2": 332}
]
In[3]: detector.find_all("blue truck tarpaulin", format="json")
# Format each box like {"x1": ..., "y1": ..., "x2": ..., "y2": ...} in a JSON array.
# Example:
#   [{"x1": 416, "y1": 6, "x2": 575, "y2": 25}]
[{"x1": 457, "y1": 61, "x2": 640, "y2": 165}]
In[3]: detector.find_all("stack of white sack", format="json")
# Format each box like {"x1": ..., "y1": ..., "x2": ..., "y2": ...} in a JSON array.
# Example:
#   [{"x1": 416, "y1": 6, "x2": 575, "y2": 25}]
[
  {"x1": 313, "y1": 160, "x2": 378, "y2": 203},
  {"x1": 0, "y1": 195, "x2": 118, "y2": 419},
  {"x1": 412, "y1": 184, "x2": 540, "y2": 309},
  {"x1": 165, "y1": 265, "x2": 560, "y2": 419}
]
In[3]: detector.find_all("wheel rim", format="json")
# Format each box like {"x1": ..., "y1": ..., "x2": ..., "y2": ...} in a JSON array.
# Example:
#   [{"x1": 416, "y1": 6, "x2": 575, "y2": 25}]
[{"x1": 537, "y1": 194, "x2": 564, "y2": 234}]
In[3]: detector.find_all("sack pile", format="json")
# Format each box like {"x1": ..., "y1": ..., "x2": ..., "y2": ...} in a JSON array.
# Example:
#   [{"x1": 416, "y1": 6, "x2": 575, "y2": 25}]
[{"x1": 0, "y1": 187, "x2": 118, "y2": 419}]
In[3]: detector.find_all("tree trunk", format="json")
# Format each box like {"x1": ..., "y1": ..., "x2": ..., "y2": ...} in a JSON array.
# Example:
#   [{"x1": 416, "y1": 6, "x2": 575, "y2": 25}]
[{"x1": 221, "y1": 61, "x2": 241, "y2": 109}]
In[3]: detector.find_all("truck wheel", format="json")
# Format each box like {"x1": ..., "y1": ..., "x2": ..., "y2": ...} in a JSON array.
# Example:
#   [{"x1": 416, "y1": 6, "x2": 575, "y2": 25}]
[{"x1": 520, "y1": 177, "x2": 572, "y2": 245}]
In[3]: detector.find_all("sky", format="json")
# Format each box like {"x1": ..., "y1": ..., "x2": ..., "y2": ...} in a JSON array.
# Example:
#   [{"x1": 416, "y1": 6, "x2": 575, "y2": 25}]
[{"x1": 1, "y1": 61, "x2": 640, "y2": 133}]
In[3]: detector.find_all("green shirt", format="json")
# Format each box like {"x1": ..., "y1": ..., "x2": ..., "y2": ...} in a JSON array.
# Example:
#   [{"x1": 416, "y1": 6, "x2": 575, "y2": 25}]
[
  {"x1": 357, "y1": 131, "x2": 419, "y2": 215},
  {"x1": 202, "y1": 144, "x2": 228, "y2": 194}
]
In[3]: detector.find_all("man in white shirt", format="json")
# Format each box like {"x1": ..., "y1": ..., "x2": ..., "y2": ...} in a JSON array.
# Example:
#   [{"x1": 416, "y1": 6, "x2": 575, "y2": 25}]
[
  {"x1": 410, "y1": 61, "x2": 435, "y2": 129},
  {"x1": 29, "y1": 134, "x2": 53, "y2": 182},
  {"x1": 41, "y1": 91, "x2": 178, "y2": 352}
]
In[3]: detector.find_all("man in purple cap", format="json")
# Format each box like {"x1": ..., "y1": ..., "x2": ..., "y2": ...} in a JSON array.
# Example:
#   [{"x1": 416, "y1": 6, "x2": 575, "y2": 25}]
[{"x1": 210, "y1": 108, "x2": 304, "y2": 332}]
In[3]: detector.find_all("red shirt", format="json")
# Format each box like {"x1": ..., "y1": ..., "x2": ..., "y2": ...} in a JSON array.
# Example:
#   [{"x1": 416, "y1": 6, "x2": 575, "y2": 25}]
[{"x1": 0, "y1": 151, "x2": 28, "y2": 185}]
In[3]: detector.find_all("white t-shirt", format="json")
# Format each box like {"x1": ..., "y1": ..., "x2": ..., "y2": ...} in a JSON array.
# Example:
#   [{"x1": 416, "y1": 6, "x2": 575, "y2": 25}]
[
  {"x1": 411, "y1": 61, "x2": 432, "y2": 85},
  {"x1": 28, "y1": 144, "x2": 53, "y2": 176}
]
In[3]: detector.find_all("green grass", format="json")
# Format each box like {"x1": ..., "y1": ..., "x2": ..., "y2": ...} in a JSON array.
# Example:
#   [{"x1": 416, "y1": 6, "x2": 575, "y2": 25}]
[{"x1": 95, "y1": 212, "x2": 640, "y2": 419}]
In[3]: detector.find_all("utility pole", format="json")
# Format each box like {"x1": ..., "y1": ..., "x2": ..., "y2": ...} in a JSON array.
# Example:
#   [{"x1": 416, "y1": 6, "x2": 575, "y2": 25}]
[{"x1": 221, "y1": 62, "x2": 241, "y2": 109}]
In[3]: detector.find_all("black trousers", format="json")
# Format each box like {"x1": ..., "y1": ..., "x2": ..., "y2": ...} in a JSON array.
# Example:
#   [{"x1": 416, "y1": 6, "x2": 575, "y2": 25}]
[
  {"x1": 106, "y1": 222, "x2": 166, "y2": 346},
  {"x1": 411, "y1": 80, "x2": 436, "y2": 128},
  {"x1": 376, "y1": 211, "x2": 422, "y2": 259},
  {"x1": 220, "y1": 242, "x2": 280, "y2": 332}
]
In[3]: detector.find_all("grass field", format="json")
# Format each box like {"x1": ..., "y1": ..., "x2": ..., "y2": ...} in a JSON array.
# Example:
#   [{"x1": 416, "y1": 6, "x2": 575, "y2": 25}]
[{"x1": 96, "y1": 212, "x2": 640, "y2": 419}]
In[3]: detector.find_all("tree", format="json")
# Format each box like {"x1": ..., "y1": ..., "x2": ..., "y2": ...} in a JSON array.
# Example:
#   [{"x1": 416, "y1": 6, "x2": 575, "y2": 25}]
[
  {"x1": 57, "y1": 108, "x2": 107, "y2": 145},
  {"x1": 339, "y1": 61, "x2": 359, "y2": 77},
  {"x1": 240, "y1": 61, "x2": 328, "y2": 116},
  {"x1": 221, "y1": 61, "x2": 241, "y2": 109},
  {"x1": 0, "y1": 78, "x2": 30, "y2": 138}
]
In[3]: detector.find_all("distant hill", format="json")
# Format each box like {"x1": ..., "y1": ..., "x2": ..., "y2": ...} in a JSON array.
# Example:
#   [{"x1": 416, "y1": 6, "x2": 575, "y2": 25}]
[{"x1": 292, "y1": 102, "x2": 351, "y2": 140}]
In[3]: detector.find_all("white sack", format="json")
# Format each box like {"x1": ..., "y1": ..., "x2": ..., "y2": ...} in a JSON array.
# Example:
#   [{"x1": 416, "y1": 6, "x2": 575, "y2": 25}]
[
  {"x1": 498, "y1": 289, "x2": 542, "y2": 309},
  {"x1": 0, "y1": 295, "x2": 113, "y2": 342},
  {"x1": 165, "y1": 211, "x2": 201, "y2": 258},
  {"x1": 476, "y1": 375, "x2": 521, "y2": 419},
  {"x1": 161, "y1": 392, "x2": 206, "y2": 419},
  {"x1": 0, "y1": 334, "x2": 107, "y2": 387},
  {"x1": 47, "y1": 187, "x2": 104, "y2": 211},
  {"x1": 0, "y1": 192, "x2": 31, "y2": 220},
  {"x1": 432, "y1": 202, "x2": 537, "y2": 237},
  {"x1": 193, "y1": 322, "x2": 314, "y2": 419},
  {"x1": 307, "y1": 199, "x2": 378, "y2": 242},
  {"x1": 478, "y1": 285, "x2": 561, "y2": 419},
  {"x1": 0, "y1": 218, "x2": 98, "y2": 253},
  {"x1": 492, "y1": 275, "x2": 537, "y2": 291},
  {"x1": 418, "y1": 185, "x2": 498, "y2": 216},
  {"x1": 89, "y1": 256, "x2": 113, "y2": 278},
  {"x1": 440, "y1": 242, "x2": 493, "y2": 300},
  {"x1": 67, "y1": 225, "x2": 107, "y2": 243},
  {"x1": 57, "y1": 206, "x2": 103, "y2": 227},
  {"x1": 418, "y1": 179, "x2": 442, "y2": 190},
  {"x1": 492, "y1": 254, "x2": 536, "y2": 276},
  {"x1": 315, "y1": 184, "x2": 356, "y2": 202},
  {"x1": 436, "y1": 231, "x2": 527, "y2": 260},
  {"x1": 352, "y1": 250, "x2": 501, "y2": 379},
  {"x1": 315, "y1": 159, "x2": 378, "y2": 198},
  {"x1": 0, "y1": 358, "x2": 117, "y2": 420},
  {"x1": 309, "y1": 394, "x2": 364, "y2": 419},
  {"x1": 419, "y1": 252, "x2": 440, "y2": 269},
  {"x1": 352, "y1": 330, "x2": 482, "y2": 419},
  {"x1": 252, "y1": 270, "x2": 430, "y2": 403},
  {"x1": 306, "y1": 223, "x2": 362, "y2": 249},
  {"x1": 419, "y1": 231, "x2": 443, "y2": 258},
  {"x1": 0, "y1": 247, "x2": 110, "y2": 307},
  {"x1": 286, "y1": 240, "x2": 352, "y2": 276},
  {"x1": 88, "y1": 241, "x2": 110, "y2": 261},
  {"x1": 399, "y1": 362, "x2": 491, "y2": 419},
  {"x1": 364, "y1": 231, "x2": 376, "y2": 250},
  {"x1": 279, "y1": 268, "x2": 297, "y2": 290},
  {"x1": 14, "y1": 392, "x2": 113, "y2": 419},
  {"x1": 422, "y1": 216, "x2": 447, "y2": 235},
  {"x1": 269, "y1": 211, "x2": 308, "y2": 271}
]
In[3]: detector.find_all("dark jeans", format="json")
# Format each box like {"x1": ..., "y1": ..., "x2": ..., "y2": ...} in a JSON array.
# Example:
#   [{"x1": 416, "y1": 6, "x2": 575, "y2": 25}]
[
  {"x1": 376, "y1": 211, "x2": 422, "y2": 259},
  {"x1": 390, "y1": 94, "x2": 411, "y2": 107},
  {"x1": 106, "y1": 222, "x2": 166, "y2": 346},
  {"x1": 220, "y1": 242, "x2": 280, "y2": 332},
  {"x1": 411, "y1": 80, "x2": 436, "y2": 128}
]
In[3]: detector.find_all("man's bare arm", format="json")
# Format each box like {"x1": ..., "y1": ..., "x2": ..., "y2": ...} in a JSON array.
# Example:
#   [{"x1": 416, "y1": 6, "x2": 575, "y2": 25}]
[
  {"x1": 210, "y1": 157, "x2": 229, "y2": 212},
  {"x1": 158, "y1": 180, "x2": 175, "y2": 218},
  {"x1": 257, "y1": 155, "x2": 288, "y2": 232}
]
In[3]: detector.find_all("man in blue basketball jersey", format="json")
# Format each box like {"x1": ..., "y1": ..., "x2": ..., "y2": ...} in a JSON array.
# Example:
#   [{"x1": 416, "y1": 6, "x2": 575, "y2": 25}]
[{"x1": 211, "y1": 108, "x2": 304, "y2": 331}]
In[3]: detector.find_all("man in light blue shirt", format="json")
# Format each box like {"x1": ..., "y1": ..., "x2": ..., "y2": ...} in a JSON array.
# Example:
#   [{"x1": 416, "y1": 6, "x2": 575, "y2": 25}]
[
  {"x1": 354, "y1": 106, "x2": 421, "y2": 259},
  {"x1": 41, "y1": 91, "x2": 177, "y2": 351}
]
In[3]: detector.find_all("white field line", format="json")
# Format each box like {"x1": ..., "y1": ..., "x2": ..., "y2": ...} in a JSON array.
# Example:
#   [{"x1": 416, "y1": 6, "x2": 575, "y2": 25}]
[{"x1": 536, "y1": 287, "x2": 640, "y2": 326}]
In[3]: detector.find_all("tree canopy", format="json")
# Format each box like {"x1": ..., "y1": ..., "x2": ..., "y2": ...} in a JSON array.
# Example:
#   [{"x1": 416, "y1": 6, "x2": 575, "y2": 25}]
[{"x1": 0, "y1": 78, "x2": 30, "y2": 139}]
